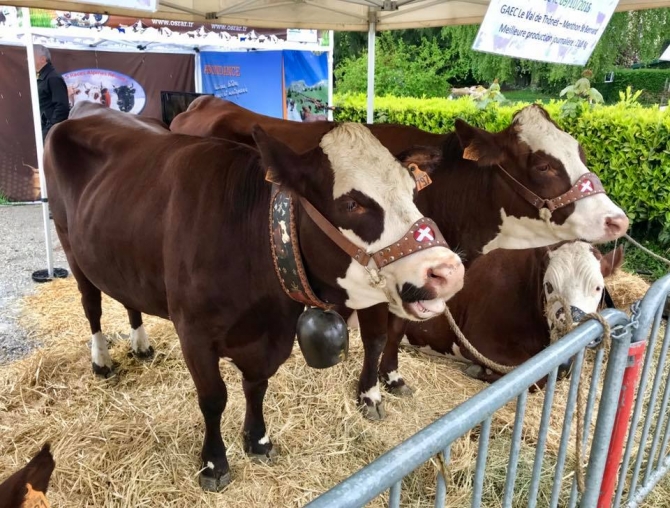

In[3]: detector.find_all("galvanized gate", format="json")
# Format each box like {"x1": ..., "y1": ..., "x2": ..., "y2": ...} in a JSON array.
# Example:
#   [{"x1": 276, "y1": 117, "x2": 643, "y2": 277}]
[{"x1": 305, "y1": 274, "x2": 670, "y2": 508}]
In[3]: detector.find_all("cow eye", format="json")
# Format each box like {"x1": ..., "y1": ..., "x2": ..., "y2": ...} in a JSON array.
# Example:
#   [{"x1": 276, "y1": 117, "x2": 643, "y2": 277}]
[
  {"x1": 344, "y1": 199, "x2": 358, "y2": 212},
  {"x1": 545, "y1": 282, "x2": 554, "y2": 294},
  {"x1": 537, "y1": 164, "x2": 550, "y2": 172}
]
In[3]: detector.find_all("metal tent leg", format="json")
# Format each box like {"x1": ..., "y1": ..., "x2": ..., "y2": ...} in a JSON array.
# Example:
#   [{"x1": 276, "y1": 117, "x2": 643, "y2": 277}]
[{"x1": 366, "y1": 12, "x2": 376, "y2": 124}]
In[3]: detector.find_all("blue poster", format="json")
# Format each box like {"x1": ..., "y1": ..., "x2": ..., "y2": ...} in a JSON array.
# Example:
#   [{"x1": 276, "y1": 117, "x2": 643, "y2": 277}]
[
  {"x1": 200, "y1": 51, "x2": 283, "y2": 118},
  {"x1": 283, "y1": 50, "x2": 329, "y2": 122}
]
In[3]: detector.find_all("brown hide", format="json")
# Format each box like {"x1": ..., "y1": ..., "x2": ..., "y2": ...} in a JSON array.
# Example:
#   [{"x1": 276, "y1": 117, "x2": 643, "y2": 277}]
[
  {"x1": 0, "y1": 443, "x2": 55, "y2": 508},
  {"x1": 404, "y1": 247, "x2": 549, "y2": 382},
  {"x1": 169, "y1": 96, "x2": 573, "y2": 265}
]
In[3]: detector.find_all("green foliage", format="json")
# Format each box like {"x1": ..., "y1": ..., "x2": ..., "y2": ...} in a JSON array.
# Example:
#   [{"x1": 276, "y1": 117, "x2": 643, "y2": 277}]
[
  {"x1": 335, "y1": 32, "x2": 451, "y2": 98},
  {"x1": 334, "y1": 9, "x2": 670, "y2": 100},
  {"x1": 558, "y1": 71, "x2": 604, "y2": 118},
  {"x1": 601, "y1": 69, "x2": 670, "y2": 104},
  {"x1": 474, "y1": 80, "x2": 510, "y2": 110},
  {"x1": 334, "y1": 94, "x2": 670, "y2": 236},
  {"x1": 618, "y1": 86, "x2": 644, "y2": 106},
  {"x1": 0, "y1": 190, "x2": 8, "y2": 205}
]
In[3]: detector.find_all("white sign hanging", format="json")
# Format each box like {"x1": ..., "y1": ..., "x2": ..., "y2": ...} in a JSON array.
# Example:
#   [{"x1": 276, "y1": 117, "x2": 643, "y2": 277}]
[
  {"x1": 65, "y1": 0, "x2": 158, "y2": 12},
  {"x1": 472, "y1": 0, "x2": 620, "y2": 66},
  {"x1": 661, "y1": 45, "x2": 670, "y2": 62}
]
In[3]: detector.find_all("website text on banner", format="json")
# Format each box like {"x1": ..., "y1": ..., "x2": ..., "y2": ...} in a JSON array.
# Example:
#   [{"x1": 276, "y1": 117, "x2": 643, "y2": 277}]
[
  {"x1": 472, "y1": 0, "x2": 618, "y2": 65},
  {"x1": 200, "y1": 51, "x2": 284, "y2": 119}
]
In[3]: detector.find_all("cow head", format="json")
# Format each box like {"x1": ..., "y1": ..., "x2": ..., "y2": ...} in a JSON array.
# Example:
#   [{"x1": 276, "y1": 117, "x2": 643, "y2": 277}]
[
  {"x1": 543, "y1": 241, "x2": 624, "y2": 330},
  {"x1": 253, "y1": 123, "x2": 465, "y2": 321},
  {"x1": 453, "y1": 104, "x2": 629, "y2": 253}
]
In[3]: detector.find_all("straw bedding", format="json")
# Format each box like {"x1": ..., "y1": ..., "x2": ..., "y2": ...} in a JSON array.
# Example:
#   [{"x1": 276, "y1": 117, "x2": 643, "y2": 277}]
[{"x1": 0, "y1": 270, "x2": 654, "y2": 507}]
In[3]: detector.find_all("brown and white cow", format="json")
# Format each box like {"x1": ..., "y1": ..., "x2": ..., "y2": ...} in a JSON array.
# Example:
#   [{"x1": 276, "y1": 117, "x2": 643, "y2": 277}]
[
  {"x1": 399, "y1": 241, "x2": 624, "y2": 385},
  {"x1": 170, "y1": 97, "x2": 629, "y2": 415},
  {"x1": 0, "y1": 443, "x2": 55, "y2": 508},
  {"x1": 43, "y1": 101, "x2": 463, "y2": 490}
]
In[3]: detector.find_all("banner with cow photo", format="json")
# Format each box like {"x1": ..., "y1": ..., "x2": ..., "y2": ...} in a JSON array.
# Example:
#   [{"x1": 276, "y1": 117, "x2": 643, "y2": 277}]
[
  {"x1": 0, "y1": 47, "x2": 195, "y2": 201},
  {"x1": 200, "y1": 50, "x2": 284, "y2": 119},
  {"x1": 282, "y1": 50, "x2": 329, "y2": 122}
]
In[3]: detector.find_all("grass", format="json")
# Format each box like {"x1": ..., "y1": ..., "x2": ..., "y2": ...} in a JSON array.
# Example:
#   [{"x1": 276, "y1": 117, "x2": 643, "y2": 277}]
[
  {"x1": 0, "y1": 191, "x2": 10, "y2": 205},
  {"x1": 502, "y1": 90, "x2": 554, "y2": 104}
]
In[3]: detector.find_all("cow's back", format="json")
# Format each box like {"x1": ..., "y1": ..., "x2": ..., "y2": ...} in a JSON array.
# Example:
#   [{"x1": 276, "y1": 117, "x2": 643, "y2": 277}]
[
  {"x1": 44, "y1": 103, "x2": 266, "y2": 317},
  {"x1": 171, "y1": 95, "x2": 447, "y2": 156}
]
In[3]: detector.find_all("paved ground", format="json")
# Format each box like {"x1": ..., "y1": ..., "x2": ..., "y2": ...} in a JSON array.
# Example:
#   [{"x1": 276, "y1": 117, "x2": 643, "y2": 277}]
[{"x1": 0, "y1": 204, "x2": 70, "y2": 364}]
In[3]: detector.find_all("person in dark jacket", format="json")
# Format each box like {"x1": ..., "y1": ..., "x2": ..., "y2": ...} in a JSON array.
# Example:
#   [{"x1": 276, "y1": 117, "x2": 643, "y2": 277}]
[{"x1": 34, "y1": 44, "x2": 70, "y2": 141}]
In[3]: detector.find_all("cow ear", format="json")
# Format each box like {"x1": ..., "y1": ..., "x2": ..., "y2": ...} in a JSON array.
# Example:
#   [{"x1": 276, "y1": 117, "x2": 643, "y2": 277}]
[
  {"x1": 252, "y1": 125, "x2": 318, "y2": 195},
  {"x1": 396, "y1": 145, "x2": 442, "y2": 176},
  {"x1": 600, "y1": 245, "x2": 625, "y2": 278},
  {"x1": 454, "y1": 118, "x2": 503, "y2": 167}
]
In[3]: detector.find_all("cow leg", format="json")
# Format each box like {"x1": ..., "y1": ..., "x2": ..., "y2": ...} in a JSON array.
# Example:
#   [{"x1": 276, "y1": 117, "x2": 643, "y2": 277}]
[
  {"x1": 379, "y1": 315, "x2": 413, "y2": 397},
  {"x1": 126, "y1": 308, "x2": 154, "y2": 360},
  {"x1": 181, "y1": 346, "x2": 230, "y2": 492},
  {"x1": 54, "y1": 224, "x2": 113, "y2": 378},
  {"x1": 242, "y1": 378, "x2": 275, "y2": 461},
  {"x1": 357, "y1": 303, "x2": 389, "y2": 421},
  {"x1": 74, "y1": 267, "x2": 112, "y2": 378}
]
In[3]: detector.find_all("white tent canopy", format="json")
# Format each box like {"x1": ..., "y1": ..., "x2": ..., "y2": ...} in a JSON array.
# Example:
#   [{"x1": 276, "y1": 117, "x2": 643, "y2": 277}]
[{"x1": 11, "y1": 0, "x2": 670, "y2": 30}]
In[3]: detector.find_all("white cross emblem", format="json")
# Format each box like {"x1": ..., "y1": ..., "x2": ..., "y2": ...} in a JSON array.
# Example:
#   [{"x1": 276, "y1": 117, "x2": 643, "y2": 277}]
[
  {"x1": 414, "y1": 226, "x2": 435, "y2": 242},
  {"x1": 580, "y1": 180, "x2": 594, "y2": 193}
]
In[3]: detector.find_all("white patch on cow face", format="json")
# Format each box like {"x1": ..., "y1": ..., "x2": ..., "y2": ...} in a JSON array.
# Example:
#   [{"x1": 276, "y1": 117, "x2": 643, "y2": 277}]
[
  {"x1": 319, "y1": 124, "x2": 464, "y2": 319},
  {"x1": 543, "y1": 242, "x2": 604, "y2": 329},
  {"x1": 91, "y1": 332, "x2": 112, "y2": 369},
  {"x1": 483, "y1": 106, "x2": 628, "y2": 253},
  {"x1": 130, "y1": 324, "x2": 151, "y2": 355}
]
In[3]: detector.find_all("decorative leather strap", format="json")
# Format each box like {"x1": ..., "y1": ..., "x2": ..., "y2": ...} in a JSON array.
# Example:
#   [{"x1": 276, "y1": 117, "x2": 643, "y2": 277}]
[
  {"x1": 371, "y1": 218, "x2": 449, "y2": 268},
  {"x1": 269, "y1": 186, "x2": 332, "y2": 310},
  {"x1": 298, "y1": 196, "x2": 372, "y2": 267},
  {"x1": 496, "y1": 165, "x2": 606, "y2": 213}
]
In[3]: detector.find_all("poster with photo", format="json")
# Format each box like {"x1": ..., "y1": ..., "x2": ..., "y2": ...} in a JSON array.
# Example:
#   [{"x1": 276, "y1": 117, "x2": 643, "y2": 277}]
[
  {"x1": 283, "y1": 50, "x2": 328, "y2": 122},
  {"x1": 200, "y1": 51, "x2": 284, "y2": 118},
  {"x1": 62, "y1": 68, "x2": 147, "y2": 114}
]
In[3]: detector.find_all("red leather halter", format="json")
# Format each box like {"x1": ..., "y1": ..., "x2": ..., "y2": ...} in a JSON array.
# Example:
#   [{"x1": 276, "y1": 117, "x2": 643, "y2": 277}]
[{"x1": 495, "y1": 165, "x2": 606, "y2": 214}]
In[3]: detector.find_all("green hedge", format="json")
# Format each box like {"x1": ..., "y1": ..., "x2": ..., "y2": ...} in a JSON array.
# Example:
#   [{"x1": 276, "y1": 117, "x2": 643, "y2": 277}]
[
  {"x1": 333, "y1": 94, "x2": 670, "y2": 230},
  {"x1": 600, "y1": 69, "x2": 670, "y2": 104}
]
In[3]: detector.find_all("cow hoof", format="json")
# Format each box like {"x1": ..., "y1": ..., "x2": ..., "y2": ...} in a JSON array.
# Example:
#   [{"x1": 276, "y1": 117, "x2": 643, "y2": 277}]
[
  {"x1": 464, "y1": 364, "x2": 484, "y2": 379},
  {"x1": 244, "y1": 433, "x2": 276, "y2": 462},
  {"x1": 199, "y1": 471, "x2": 231, "y2": 492},
  {"x1": 132, "y1": 346, "x2": 155, "y2": 361},
  {"x1": 389, "y1": 383, "x2": 414, "y2": 397},
  {"x1": 247, "y1": 446, "x2": 277, "y2": 463},
  {"x1": 361, "y1": 402, "x2": 386, "y2": 421},
  {"x1": 92, "y1": 362, "x2": 115, "y2": 379}
]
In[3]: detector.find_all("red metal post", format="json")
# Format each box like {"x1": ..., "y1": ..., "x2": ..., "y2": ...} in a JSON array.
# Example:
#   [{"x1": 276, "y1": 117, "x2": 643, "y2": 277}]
[{"x1": 598, "y1": 340, "x2": 647, "y2": 508}]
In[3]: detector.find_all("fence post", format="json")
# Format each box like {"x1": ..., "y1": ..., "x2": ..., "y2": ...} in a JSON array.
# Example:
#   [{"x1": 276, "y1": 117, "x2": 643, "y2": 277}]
[
  {"x1": 597, "y1": 339, "x2": 647, "y2": 508},
  {"x1": 580, "y1": 322, "x2": 632, "y2": 508}
]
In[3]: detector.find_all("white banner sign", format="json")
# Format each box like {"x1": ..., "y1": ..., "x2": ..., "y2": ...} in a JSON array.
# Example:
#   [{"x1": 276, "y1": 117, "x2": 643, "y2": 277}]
[
  {"x1": 66, "y1": 0, "x2": 158, "y2": 12},
  {"x1": 661, "y1": 45, "x2": 670, "y2": 62},
  {"x1": 472, "y1": 0, "x2": 620, "y2": 66}
]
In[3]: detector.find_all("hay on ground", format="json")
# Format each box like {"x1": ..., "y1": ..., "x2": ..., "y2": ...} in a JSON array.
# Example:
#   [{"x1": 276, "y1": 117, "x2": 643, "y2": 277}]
[{"x1": 0, "y1": 269, "x2": 658, "y2": 507}]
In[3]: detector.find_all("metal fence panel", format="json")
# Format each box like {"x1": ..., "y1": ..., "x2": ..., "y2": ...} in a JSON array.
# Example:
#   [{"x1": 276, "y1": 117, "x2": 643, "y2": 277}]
[
  {"x1": 610, "y1": 275, "x2": 670, "y2": 508},
  {"x1": 304, "y1": 308, "x2": 631, "y2": 508}
]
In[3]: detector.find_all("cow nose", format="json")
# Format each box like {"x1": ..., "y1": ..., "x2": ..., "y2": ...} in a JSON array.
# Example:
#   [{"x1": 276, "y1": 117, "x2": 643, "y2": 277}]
[
  {"x1": 426, "y1": 260, "x2": 464, "y2": 290},
  {"x1": 604, "y1": 214, "x2": 629, "y2": 237}
]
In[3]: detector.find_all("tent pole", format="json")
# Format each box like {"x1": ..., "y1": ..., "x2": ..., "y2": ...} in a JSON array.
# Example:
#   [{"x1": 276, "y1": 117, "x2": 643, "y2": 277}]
[
  {"x1": 327, "y1": 30, "x2": 334, "y2": 122},
  {"x1": 22, "y1": 7, "x2": 67, "y2": 283},
  {"x1": 194, "y1": 49, "x2": 203, "y2": 93},
  {"x1": 366, "y1": 12, "x2": 376, "y2": 124}
]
